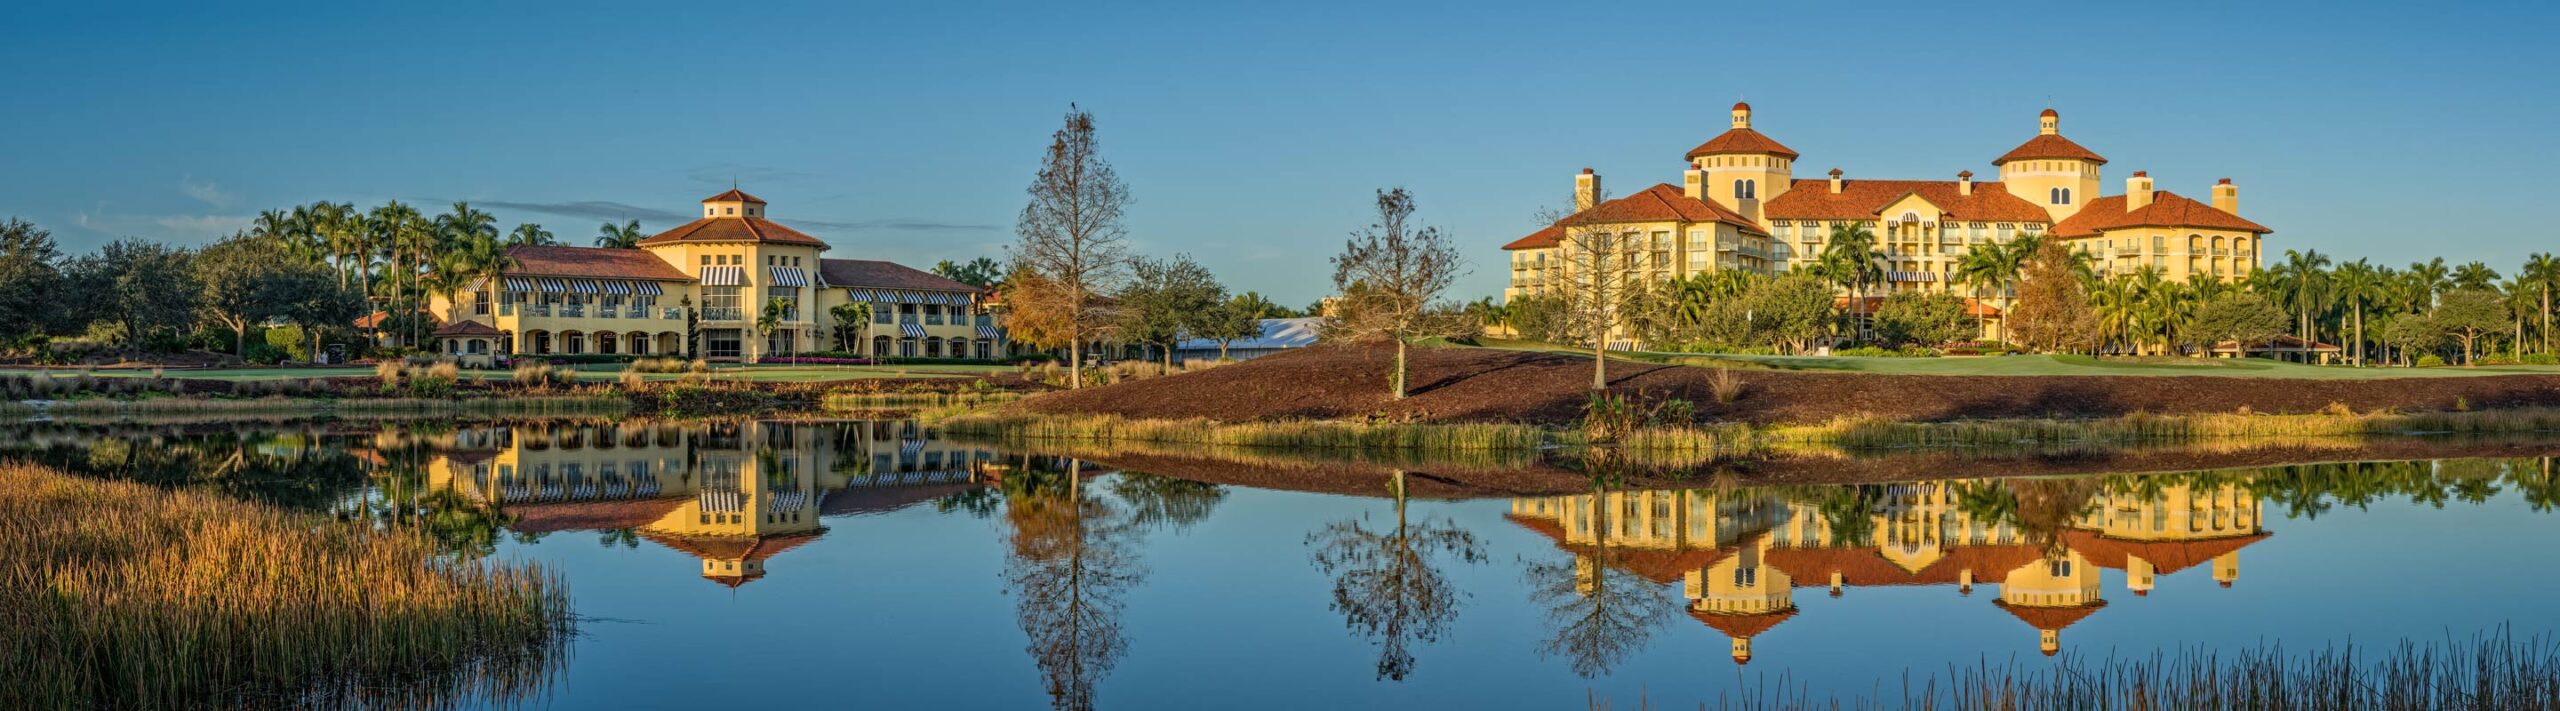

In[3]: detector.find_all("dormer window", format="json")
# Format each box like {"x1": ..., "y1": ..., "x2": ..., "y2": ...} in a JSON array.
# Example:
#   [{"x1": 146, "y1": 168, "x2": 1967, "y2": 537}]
[{"x1": 724, "y1": 207, "x2": 735, "y2": 215}]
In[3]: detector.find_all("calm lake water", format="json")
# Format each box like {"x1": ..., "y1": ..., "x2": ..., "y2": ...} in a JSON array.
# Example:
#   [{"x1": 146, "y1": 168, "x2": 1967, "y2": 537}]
[{"x1": 9, "y1": 417, "x2": 2560, "y2": 709}]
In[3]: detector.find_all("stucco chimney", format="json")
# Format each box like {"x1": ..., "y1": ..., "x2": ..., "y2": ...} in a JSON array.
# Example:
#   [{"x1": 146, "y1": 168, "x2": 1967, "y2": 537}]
[
  {"x1": 2212, "y1": 177, "x2": 2238, "y2": 215},
  {"x1": 1683, "y1": 163, "x2": 1706, "y2": 200},
  {"x1": 1575, "y1": 168, "x2": 1600, "y2": 211},
  {"x1": 1828, "y1": 168, "x2": 1844, "y2": 194},
  {"x1": 1957, "y1": 170, "x2": 1974, "y2": 196},
  {"x1": 2126, "y1": 171, "x2": 2155, "y2": 210}
]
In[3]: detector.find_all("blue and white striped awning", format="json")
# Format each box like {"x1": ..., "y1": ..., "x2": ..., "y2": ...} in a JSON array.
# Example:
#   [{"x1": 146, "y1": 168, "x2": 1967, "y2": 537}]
[
  {"x1": 1886, "y1": 271, "x2": 1938, "y2": 283},
  {"x1": 537, "y1": 277, "x2": 571, "y2": 293},
  {"x1": 503, "y1": 277, "x2": 536, "y2": 293},
  {"x1": 899, "y1": 322, "x2": 925, "y2": 338},
  {"x1": 841, "y1": 288, "x2": 974, "y2": 306},
  {"x1": 568, "y1": 278, "x2": 602, "y2": 294},
  {"x1": 632, "y1": 280, "x2": 663, "y2": 296},
  {"x1": 768, "y1": 266, "x2": 808, "y2": 288},
  {"x1": 599, "y1": 280, "x2": 633, "y2": 295},
  {"x1": 977, "y1": 325, "x2": 1003, "y2": 340},
  {"x1": 700, "y1": 266, "x2": 744, "y2": 286},
  {"x1": 898, "y1": 438, "x2": 925, "y2": 459}
]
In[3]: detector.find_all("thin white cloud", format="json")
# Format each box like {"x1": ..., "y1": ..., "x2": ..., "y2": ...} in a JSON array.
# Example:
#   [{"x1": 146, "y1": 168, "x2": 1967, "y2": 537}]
[
  {"x1": 177, "y1": 175, "x2": 237, "y2": 208},
  {"x1": 75, "y1": 201, "x2": 252, "y2": 241}
]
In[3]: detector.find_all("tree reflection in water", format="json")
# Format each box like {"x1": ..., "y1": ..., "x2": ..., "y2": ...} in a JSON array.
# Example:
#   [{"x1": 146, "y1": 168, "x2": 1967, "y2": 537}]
[
  {"x1": 1305, "y1": 469, "x2": 1486, "y2": 680},
  {"x1": 1522, "y1": 456, "x2": 1683, "y2": 679},
  {"x1": 999, "y1": 459, "x2": 1142, "y2": 711}
]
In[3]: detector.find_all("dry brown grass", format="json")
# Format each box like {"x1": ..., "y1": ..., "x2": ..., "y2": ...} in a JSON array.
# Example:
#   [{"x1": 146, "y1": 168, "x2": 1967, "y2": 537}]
[{"x1": 0, "y1": 463, "x2": 572, "y2": 709}]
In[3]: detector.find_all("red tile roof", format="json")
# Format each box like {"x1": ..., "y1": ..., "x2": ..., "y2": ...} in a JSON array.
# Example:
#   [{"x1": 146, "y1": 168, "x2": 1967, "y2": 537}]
[
  {"x1": 817, "y1": 258, "x2": 983, "y2": 293},
  {"x1": 508, "y1": 497, "x2": 686, "y2": 533},
  {"x1": 1994, "y1": 598, "x2": 2107, "y2": 631},
  {"x1": 635, "y1": 216, "x2": 830, "y2": 248},
  {"x1": 1503, "y1": 224, "x2": 1563, "y2": 251},
  {"x1": 433, "y1": 320, "x2": 504, "y2": 337},
  {"x1": 1503, "y1": 513, "x2": 1727, "y2": 584},
  {"x1": 1993, "y1": 134, "x2": 2108, "y2": 165},
  {"x1": 1763, "y1": 179, "x2": 2052, "y2": 223},
  {"x1": 702, "y1": 188, "x2": 766, "y2": 204},
  {"x1": 1690, "y1": 607, "x2": 1797, "y2": 640},
  {"x1": 1685, "y1": 128, "x2": 1800, "y2": 160},
  {"x1": 2060, "y1": 530, "x2": 2269, "y2": 575},
  {"x1": 506, "y1": 245, "x2": 696, "y2": 281},
  {"x1": 1763, "y1": 544, "x2": 2047, "y2": 588},
  {"x1": 1559, "y1": 183, "x2": 1770, "y2": 236},
  {"x1": 2049, "y1": 191, "x2": 2271, "y2": 237}
]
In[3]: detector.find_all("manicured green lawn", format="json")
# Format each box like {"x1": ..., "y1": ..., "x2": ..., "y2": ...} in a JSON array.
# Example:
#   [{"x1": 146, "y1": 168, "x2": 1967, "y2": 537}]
[
  {"x1": 0, "y1": 363, "x2": 1011, "y2": 383},
  {"x1": 1466, "y1": 339, "x2": 2560, "y2": 379}
]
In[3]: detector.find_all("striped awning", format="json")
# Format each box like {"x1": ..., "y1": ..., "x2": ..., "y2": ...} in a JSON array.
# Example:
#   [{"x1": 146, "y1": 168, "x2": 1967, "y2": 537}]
[
  {"x1": 537, "y1": 277, "x2": 571, "y2": 293},
  {"x1": 599, "y1": 280, "x2": 632, "y2": 295},
  {"x1": 977, "y1": 326, "x2": 1003, "y2": 340},
  {"x1": 503, "y1": 277, "x2": 536, "y2": 293},
  {"x1": 700, "y1": 266, "x2": 744, "y2": 286},
  {"x1": 842, "y1": 288, "x2": 973, "y2": 306},
  {"x1": 899, "y1": 322, "x2": 925, "y2": 338},
  {"x1": 632, "y1": 281, "x2": 663, "y2": 296},
  {"x1": 898, "y1": 438, "x2": 925, "y2": 459},
  {"x1": 1887, "y1": 271, "x2": 1939, "y2": 283},
  {"x1": 768, "y1": 266, "x2": 808, "y2": 288},
  {"x1": 569, "y1": 278, "x2": 602, "y2": 294}
]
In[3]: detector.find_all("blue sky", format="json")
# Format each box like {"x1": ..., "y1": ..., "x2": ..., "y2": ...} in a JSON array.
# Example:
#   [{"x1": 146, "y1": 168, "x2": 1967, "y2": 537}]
[{"x1": 5, "y1": 0, "x2": 2557, "y2": 304}]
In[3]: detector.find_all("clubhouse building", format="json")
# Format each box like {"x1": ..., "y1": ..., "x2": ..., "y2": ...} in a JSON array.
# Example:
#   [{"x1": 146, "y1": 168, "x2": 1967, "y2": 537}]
[
  {"x1": 427, "y1": 189, "x2": 1007, "y2": 362},
  {"x1": 1503, "y1": 105, "x2": 2273, "y2": 345}
]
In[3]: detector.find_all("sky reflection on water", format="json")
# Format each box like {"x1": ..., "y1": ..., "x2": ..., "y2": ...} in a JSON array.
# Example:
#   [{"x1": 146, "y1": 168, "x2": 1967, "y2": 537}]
[{"x1": 4, "y1": 417, "x2": 2556, "y2": 709}]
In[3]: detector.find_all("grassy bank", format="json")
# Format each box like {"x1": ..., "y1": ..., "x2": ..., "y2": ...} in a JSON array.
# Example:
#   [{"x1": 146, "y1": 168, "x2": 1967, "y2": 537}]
[
  {"x1": 0, "y1": 463, "x2": 571, "y2": 709},
  {"x1": 943, "y1": 407, "x2": 2560, "y2": 459}
]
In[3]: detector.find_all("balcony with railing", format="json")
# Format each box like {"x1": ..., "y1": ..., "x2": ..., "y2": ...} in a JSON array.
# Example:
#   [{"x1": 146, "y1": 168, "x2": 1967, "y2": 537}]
[
  {"x1": 703, "y1": 307, "x2": 744, "y2": 321},
  {"x1": 662, "y1": 307, "x2": 682, "y2": 320},
  {"x1": 560, "y1": 304, "x2": 585, "y2": 318}
]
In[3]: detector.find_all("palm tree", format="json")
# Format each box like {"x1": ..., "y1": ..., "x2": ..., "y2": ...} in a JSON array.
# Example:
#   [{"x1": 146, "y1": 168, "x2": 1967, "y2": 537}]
[
  {"x1": 830, "y1": 302, "x2": 872, "y2": 353},
  {"x1": 2280, "y1": 249, "x2": 2332, "y2": 361},
  {"x1": 436, "y1": 232, "x2": 518, "y2": 320},
  {"x1": 1953, "y1": 246, "x2": 2004, "y2": 341},
  {"x1": 2331, "y1": 259, "x2": 2382, "y2": 366},
  {"x1": 1817, "y1": 221, "x2": 1884, "y2": 342},
  {"x1": 756, "y1": 297, "x2": 793, "y2": 358},
  {"x1": 506, "y1": 223, "x2": 558, "y2": 247},
  {"x1": 2090, "y1": 276, "x2": 2142, "y2": 354},
  {"x1": 595, "y1": 219, "x2": 647, "y2": 249},
  {"x1": 2406, "y1": 257, "x2": 2451, "y2": 310},
  {"x1": 2522, "y1": 252, "x2": 2560, "y2": 355},
  {"x1": 426, "y1": 203, "x2": 496, "y2": 346},
  {"x1": 2453, "y1": 261, "x2": 2501, "y2": 291}
]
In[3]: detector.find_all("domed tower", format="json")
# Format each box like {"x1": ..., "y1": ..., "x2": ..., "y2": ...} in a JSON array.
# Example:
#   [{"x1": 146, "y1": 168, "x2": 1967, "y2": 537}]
[
  {"x1": 1684, "y1": 102, "x2": 1796, "y2": 224},
  {"x1": 1996, "y1": 108, "x2": 2107, "y2": 222}
]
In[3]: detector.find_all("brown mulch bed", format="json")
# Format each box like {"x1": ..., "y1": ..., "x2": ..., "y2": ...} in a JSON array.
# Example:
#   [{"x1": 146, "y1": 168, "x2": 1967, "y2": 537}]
[
  {"x1": 1060, "y1": 437, "x2": 2560, "y2": 500},
  {"x1": 1017, "y1": 344, "x2": 2560, "y2": 427}
]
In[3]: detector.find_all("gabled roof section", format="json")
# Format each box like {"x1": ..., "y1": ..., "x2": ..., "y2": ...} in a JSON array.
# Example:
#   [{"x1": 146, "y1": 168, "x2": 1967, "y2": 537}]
[
  {"x1": 2061, "y1": 530, "x2": 2270, "y2": 575},
  {"x1": 1763, "y1": 179, "x2": 2052, "y2": 223},
  {"x1": 702, "y1": 188, "x2": 767, "y2": 204},
  {"x1": 1555, "y1": 183, "x2": 1770, "y2": 236},
  {"x1": 1685, "y1": 128, "x2": 1800, "y2": 160},
  {"x1": 1690, "y1": 607, "x2": 1798, "y2": 640},
  {"x1": 817, "y1": 258, "x2": 982, "y2": 293},
  {"x1": 1994, "y1": 598, "x2": 2108, "y2": 631},
  {"x1": 636, "y1": 216, "x2": 830, "y2": 248},
  {"x1": 1993, "y1": 134, "x2": 2108, "y2": 165},
  {"x1": 505, "y1": 245, "x2": 696, "y2": 281},
  {"x1": 1504, "y1": 224, "x2": 1563, "y2": 251},
  {"x1": 2050, "y1": 191, "x2": 2272, "y2": 237}
]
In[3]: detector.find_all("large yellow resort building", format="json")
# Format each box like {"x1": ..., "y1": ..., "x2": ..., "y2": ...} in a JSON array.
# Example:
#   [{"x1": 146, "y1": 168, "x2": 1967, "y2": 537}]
[
  {"x1": 426, "y1": 189, "x2": 1008, "y2": 362},
  {"x1": 1503, "y1": 105, "x2": 2273, "y2": 346}
]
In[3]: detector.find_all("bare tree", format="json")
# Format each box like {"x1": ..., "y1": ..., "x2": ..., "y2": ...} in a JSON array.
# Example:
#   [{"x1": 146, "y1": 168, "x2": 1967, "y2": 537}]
[
  {"x1": 1011, "y1": 104, "x2": 1133, "y2": 389},
  {"x1": 1328, "y1": 187, "x2": 1468, "y2": 400},
  {"x1": 1537, "y1": 184, "x2": 1637, "y2": 390},
  {"x1": 1521, "y1": 477, "x2": 1680, "y2": 678},
  {"x1": 1305, "y1": 470, "x2": 1486, "y2": 680}
]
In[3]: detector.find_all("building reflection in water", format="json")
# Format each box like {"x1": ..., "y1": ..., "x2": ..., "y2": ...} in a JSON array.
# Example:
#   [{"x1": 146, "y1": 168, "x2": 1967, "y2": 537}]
[
  {"x1": 419, "y1": 419, "x2": 1010, "y2": 587},
  {"x1": 1508, "y1": 479, "x2": 2264, "y2": 662}
]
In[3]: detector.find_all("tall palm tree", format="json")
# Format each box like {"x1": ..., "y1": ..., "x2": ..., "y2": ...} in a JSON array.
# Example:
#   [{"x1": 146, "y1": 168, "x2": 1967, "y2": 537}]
[
  {"x1": 595, "y1": 219, "x2": 647, "y2": 249},
  {"x1": 2406, "y1": 258, "x2": 2451, "y2": 310},
  {"x1": 2280, "y1": 249, "x2": 2333, "y2": 361},
  {"x1": 506, "y1": 223, "x2": 557, "y2": 247},
  {"x1": 2090, "y1": 276, "x2": 2141, "y2": 354},
  {"x1": 1953, "y1": 246, "x2": 2005, "y2": 341},
  {"x1": 1818, "y1": 221, "x2": 1884, "y2": 342},
  {"x1": 2521, "y1": 252, "x2": 2560, "y2": 355},
  {"x1": 2331, "y1": 259, "x2": 2382, "y2": 366}
]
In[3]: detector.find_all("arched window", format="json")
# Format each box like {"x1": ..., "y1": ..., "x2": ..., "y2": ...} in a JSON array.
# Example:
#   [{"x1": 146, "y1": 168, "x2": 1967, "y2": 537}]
[
  {"x1": 1733, "y1": 179, "x2": 1744, "y2": 197},
  {"x1": 1746, "y1": 179, "x2": 1757, "y2": 199},
  {"x1": 2049, "y1": 188, "x2": 2060, "y2": 204}
]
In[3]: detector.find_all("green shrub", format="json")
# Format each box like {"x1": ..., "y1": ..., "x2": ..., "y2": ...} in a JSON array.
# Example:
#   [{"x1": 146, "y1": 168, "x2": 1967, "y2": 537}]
[
  {"x1": 2417, "y1": 354, "x2": 2447, "y2": 368},
  {"x1": 2523, "y1": 353, "x2": 2558, "y2": 366},
  {"x1": 243, "y1": 342, "x2": 289, "y2": 365},
  {"x1": 262, "y1": 326, "x2": 308, "y2": 362}
]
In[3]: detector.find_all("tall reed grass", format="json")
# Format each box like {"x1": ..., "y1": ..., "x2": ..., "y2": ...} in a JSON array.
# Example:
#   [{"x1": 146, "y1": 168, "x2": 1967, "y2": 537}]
[
  {"x1": 0, "y1": 463, "x2": 572, "y2": 709},
  {"x1": 1673, "y1": 628, "x2": 2560, "y2": 710}
]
